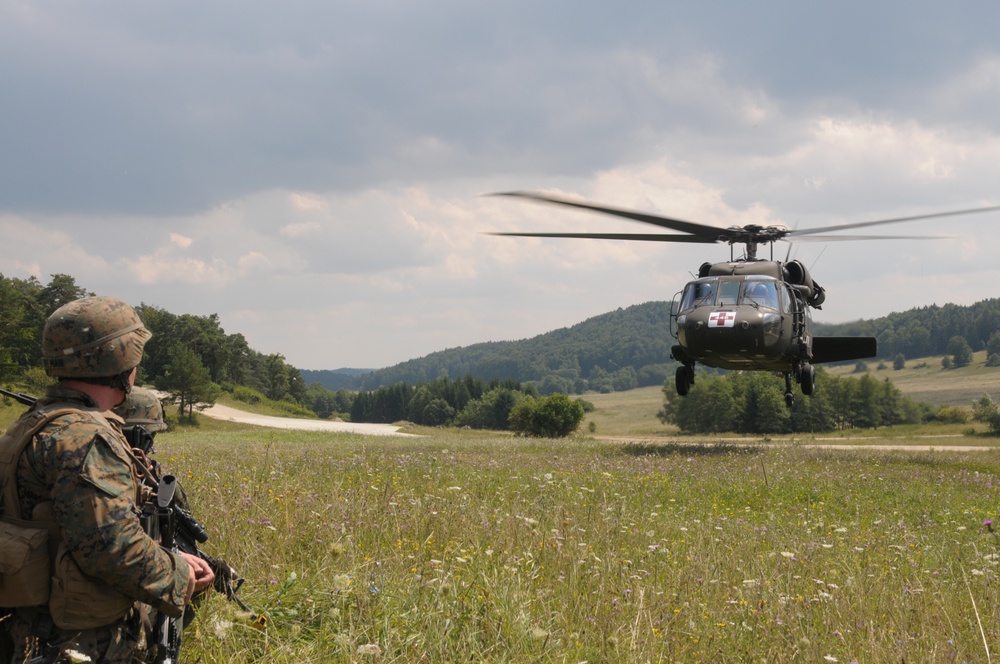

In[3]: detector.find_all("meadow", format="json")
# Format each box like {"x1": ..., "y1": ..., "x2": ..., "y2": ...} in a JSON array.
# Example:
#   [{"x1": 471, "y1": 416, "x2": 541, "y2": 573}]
[{"x1": 161, "y1": 420, "x2": 1000, "y2": 662}]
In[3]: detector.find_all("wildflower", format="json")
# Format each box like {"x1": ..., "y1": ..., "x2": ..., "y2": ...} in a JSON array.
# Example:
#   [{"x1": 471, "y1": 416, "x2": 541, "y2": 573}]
[
  {"x1": 64, "y1": 651, "x2": 92, "y2": 663},
  {"x1": 780, "y1": 551, "x2": 795, "y2": 558},
  {"x1": 984, "y1": 519, "x2": 994, "y2": 532},
  {"x1": 212, "y1": 619, "x2": 233, "y2": 639},
  {"x1": 357, "y1": 643, "x2": 383, "y2": 656},
  {"x1": 530, "y1": 627, "x2": 549, "y2": 641},
  {"x1": 329, "y1": 542, "x2": 346, "y2": 557},
  {"x1": 823, "y1": 656, "x2": 838, "y2": 663},
  {"x1": 333, "y1": 574, "x2": 352, "y2": 591}
]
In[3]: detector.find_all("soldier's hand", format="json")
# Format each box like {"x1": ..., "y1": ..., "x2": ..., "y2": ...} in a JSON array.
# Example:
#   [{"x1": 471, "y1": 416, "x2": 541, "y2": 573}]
[{"x1": 180, "y1": 552, "x2": 216, "y2": 603}]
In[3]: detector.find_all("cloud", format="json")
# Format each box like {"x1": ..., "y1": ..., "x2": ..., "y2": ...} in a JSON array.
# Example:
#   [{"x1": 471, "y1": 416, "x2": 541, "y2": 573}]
[{"x1": 2, "y1": 2, "x2": 1000, "y2": 370}]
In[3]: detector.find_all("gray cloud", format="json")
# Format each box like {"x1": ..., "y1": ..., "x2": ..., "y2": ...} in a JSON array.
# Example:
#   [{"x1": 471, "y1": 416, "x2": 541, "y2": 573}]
[{"x1": 2, "y1": 1, "x2": 1000, "y2": 368}]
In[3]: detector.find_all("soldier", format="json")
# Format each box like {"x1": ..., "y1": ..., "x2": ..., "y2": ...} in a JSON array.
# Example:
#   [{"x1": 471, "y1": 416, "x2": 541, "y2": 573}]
[
  {"x1": 113, "y1": 385, "x2": 169, "y2": 437},
  {"x1": 0, "y1": 296, "x2": 213, "y2": 663}
]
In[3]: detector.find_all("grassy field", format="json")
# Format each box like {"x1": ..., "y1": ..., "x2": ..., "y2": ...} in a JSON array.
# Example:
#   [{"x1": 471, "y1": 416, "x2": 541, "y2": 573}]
[
  {"x1": 6, "y1": 368, "x2": 1000, "y2": 661},
  {"x1": 826, "y1": 350, "x2": 1000, "y2": 408},
  {"x1": 160, "y1": 426, "x2": 1000, "y2": 662}
]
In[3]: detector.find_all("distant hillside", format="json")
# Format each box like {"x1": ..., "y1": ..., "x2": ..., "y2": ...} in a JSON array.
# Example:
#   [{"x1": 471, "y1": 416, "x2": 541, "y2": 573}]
[
  {"x1": 814, "y1": 298, "x2": 1000, "y2": 360},
  {"x1": 302, "y1": 301, "x2": 677, "y2": 393},
  {"x1": 299, "y1": 297, "x2": 1000, "y2": 394},
  {"x1": 299, "y1": 367, "x2": 374, "y2": 391}
]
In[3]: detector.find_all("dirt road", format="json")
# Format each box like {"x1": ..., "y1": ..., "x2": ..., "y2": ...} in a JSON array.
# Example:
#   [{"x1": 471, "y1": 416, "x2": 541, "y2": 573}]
[{"x1": 200, "y1": 403, "x2": 418, "y2": 437}]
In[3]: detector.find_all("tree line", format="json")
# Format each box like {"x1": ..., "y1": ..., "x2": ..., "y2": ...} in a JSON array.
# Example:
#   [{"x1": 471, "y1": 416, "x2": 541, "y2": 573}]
[
  {"x1": 0, "y1": 274, "x2": 585, "y2": 435},
  {"x1": 658, "y1": 369, "x2": 927, "y2": 434},
  {"x1": 0, "y1": 274, "x2": 310, "y2": 418}
]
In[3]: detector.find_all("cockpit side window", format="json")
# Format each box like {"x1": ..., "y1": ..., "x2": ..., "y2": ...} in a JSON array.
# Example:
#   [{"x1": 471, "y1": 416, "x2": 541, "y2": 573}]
[{"x1": 780, "y1": 285, "x2": 797, "y2": 313}]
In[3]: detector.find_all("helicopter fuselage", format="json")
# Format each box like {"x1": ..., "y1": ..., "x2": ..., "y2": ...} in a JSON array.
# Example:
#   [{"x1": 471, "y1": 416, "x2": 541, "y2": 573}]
[{"x1": 671, "y1": 265, "x2": 810, "y2": 373}]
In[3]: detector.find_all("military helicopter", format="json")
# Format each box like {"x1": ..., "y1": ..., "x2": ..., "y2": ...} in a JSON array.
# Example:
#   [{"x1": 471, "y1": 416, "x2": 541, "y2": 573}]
[{"x1": 489, "y1": 191, "x2": 1000, "y2": 406}]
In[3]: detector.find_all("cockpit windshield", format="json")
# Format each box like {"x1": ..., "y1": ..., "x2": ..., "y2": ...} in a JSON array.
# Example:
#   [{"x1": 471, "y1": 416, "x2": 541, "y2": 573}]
[
  {"x1": 679, "y1": 279, "x2": 717, "y2": 310},
  {"x1": 680, "y1": 276, "x2": 781, "y2": 311},
  {"x1": 741, "y1": 278, "x2": 779, "y2": 310}
]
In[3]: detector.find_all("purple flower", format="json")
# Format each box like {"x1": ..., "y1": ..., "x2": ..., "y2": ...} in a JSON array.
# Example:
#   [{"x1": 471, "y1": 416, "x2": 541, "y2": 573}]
[{"x1": 984, "y1": 519, "x2": 994, "y2": 532}]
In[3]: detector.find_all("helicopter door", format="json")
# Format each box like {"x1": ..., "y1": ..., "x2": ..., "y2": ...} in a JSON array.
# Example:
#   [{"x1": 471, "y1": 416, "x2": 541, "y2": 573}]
[{"x1": 669, "y1": 290, "x2": 684, "y2": 339}]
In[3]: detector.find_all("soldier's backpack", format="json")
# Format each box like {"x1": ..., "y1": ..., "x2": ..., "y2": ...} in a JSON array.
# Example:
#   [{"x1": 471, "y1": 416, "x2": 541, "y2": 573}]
[{"x1": 0, "y1": 407, "x2": 77, "y2": 607}]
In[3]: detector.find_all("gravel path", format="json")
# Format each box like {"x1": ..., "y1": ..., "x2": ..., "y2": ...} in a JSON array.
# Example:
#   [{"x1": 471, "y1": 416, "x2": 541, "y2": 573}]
[{"x1": 200, "y1": 403, "x2": 418, "y2": 437}]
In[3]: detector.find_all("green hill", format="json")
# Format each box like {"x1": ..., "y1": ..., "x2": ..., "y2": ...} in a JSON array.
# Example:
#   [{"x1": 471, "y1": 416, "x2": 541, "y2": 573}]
[{"x1": 304, "y1": 301, "x2": 677, "y2": 394}]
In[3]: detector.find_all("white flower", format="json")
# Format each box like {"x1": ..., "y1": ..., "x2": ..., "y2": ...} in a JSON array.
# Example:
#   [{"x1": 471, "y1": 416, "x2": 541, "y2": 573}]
[
  {"x1": 780, "y1": 551, "x2": 795, "y2": 558},
  {"x1": 212, "y1": 619, "x2": 233, "y2": 639},
  {"x1": 357, "y1": 643, "x2": 383, "y2": 656},
  {"x1": 333, "y1": 574, "x2": 352, "y2": 591},
  {"x1": 64, "y1": 651, "x2": 93, "y2": 664},
  {"x1": 823, "y1": 656, "x2": 838, "y2": 662}
]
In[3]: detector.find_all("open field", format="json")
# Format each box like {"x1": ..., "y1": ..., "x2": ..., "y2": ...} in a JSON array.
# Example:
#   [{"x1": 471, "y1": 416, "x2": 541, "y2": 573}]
[
  {"x1": 6, "y1": 386, "x2": 1000, "y2": 659},
  {"x1": 151, "y1": 425, "x2": 1000, "y2": 663},
  {"x1": 826, "y1": 350, "x2": 1000, "y2": 408}
]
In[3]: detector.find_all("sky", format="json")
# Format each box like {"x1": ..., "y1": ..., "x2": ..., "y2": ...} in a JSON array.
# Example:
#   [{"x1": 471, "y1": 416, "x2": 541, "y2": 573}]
[{"x1": 3, "y1": 2, "x2": 1000, "y2": 371}]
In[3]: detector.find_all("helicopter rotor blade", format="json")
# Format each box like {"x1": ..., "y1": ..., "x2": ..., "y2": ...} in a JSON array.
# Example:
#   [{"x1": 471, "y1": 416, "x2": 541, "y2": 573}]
[
  {"x1": 788, "y1": 205, "x2": 1000, "y2": 238},
  {"x1": 488, "y1": 231, "x2": 719, "y2": 243},
  {"x1": 788, "y1": 234, "x2": 952, "y2": 242},
  {"x1": 489, "y1": 191, "x2": 722, "y2": 238}
]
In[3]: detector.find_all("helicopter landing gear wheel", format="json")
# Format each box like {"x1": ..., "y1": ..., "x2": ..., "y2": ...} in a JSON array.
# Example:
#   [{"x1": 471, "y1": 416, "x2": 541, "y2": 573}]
[
  {"x1": 675, "y1": 365, "x2": 692, "y2": 396},
  {"x1": 800, "y1": 363, "x2": 816, "y2": 396}
]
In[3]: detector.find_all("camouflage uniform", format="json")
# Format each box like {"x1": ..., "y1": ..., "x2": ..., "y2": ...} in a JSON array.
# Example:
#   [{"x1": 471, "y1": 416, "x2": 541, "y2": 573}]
[{"x1": 2, "y1": 298, "x2": 190, "y2": 663}]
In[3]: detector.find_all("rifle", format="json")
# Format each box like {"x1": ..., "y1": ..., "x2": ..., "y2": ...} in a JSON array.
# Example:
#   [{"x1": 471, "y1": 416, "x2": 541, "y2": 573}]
[
  {"x1": 135, "y1": 439, "x2": 266, "y2": 663},
  {"x1": 0, "y1": 386, "x2": 36, "y2": 407},
  {"x1": 3, "y1": 388, "x2": 265, "y2": 660}
]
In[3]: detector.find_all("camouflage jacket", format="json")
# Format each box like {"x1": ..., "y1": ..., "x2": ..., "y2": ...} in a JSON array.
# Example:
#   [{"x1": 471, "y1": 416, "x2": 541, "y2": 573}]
[{"x1": 14, "y1": 384, "x2": 189, "y2": 617}]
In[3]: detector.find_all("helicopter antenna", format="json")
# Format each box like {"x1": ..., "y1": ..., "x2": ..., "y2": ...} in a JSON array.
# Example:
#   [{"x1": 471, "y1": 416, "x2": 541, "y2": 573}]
[{"x1": 809, "y1": 245, "x2": 828, "y2": 271}]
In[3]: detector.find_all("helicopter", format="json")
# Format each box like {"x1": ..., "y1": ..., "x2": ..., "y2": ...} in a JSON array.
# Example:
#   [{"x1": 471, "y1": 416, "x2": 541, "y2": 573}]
[{"x1": 489, "y1": 191, "x2": 1000, "y2": 406}]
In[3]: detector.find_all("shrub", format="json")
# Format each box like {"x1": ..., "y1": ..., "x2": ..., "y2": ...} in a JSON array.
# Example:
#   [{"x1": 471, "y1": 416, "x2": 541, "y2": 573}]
[
  {"x1": 509, "y1": 393, "x2": 585, "y2": 438},
  {"x1": 233, "y1": 385, "x2": 265, "y2": 405}
]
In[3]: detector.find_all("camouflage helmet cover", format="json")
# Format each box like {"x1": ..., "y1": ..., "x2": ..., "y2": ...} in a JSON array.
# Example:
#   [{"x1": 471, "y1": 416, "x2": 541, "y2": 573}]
[
  {"x1": 42, "y1": 296, "x2": 152, "y2": 378},
  {"x1": 113, "y1": 386, "x2": 167, "y2": 432}
]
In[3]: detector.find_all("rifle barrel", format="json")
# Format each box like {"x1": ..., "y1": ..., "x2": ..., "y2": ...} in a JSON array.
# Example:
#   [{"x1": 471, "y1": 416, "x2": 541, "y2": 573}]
[{"x1": 0, "y1": 387, "x2": 37, "y2": 407}]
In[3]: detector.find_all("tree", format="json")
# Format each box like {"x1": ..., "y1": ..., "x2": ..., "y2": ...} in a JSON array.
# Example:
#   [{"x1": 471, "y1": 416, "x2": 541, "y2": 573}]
[
  {"x1": 972, "y1": 394, "x2": 1000, "y2": 435},
  {"x1": 157, "y1": 344, "x2": 219, "y2": 420},
  {"x1": 509, "y1": 393, "x2": 585, "y2": 437},
  {"x1": 987, "y1": 332, "x2": 1000, "y2": 367},
  {"x1": 947, "y1": 335, "x2": 973, "y2": 368},
  {"x1": 893, "y1": 353, "x2": 906, "y2": 370},
  {"x1": 456, "y1": 387, "x2": 526, "y2": 430}
]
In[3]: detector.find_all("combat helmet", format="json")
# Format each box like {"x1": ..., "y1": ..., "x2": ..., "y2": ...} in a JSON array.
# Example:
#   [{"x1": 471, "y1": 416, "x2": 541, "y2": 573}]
[
  {"x1": 113, "y1": 385, "x2": 168, "y2": 432},
  {"x1": 42, "y1": 296, "x2": 152, "y2": 378}
]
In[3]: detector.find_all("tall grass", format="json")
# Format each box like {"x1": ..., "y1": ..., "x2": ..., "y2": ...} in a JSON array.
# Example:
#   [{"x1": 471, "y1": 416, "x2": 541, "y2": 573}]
[{"x1": 163, "y1": 428, "x2": 1000, "y2": 662}]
